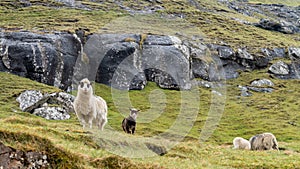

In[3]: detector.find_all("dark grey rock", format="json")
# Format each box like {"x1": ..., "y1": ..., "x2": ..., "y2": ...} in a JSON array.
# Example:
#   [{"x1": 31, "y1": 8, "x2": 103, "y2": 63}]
[
  {"x1": 269, "y1": 60, "x2": 289, "y2": 75},
  {"x1": 145, "y1": 142, "x2": 167, "y2": 156},
  {"x1": 226, "y1": 2, "x2": 300, "y2": 34},
  {"x1": 221, "y1": 60, "x2": 244, "y2": 79},
  {"x1": 191, "y1": 45, "x2": 212, "y2": 80},
  {"x1": 55, "y1": 0, "x2": 76, "y2": 6},
  {"x1": 191, "y1": 44, "x2": 225, "y2": 81},
  {"x1": 82, "y1": 34, "x2": 192, "y2": 90},
  {"x1": 142, "y1": 35, "x2": 192, "y2": 89},
  {"x1": 0, "y1": 142, "x2": 50, "y2": 169},
  {"x1": 0, "y1": 31, "x2": 81, "y2": 91},
  {"x1": 261, "y1": 48, "x2": 286, "y2": 60},
  {"x1": 237, "y1": 48, "x2": 254, "y2": 60},
  {"x1": 254, "y1": 18, "x2": 297, "y2": 34},
  {"x1": 218, "y1": 46, "x2": 235, "y2": 59},
  {"x1": 288, "y1": 47, "x2": 300, "y2": 59},
  {"x1": 254, "y1": 55, "x2": 269, "y2": 68}
]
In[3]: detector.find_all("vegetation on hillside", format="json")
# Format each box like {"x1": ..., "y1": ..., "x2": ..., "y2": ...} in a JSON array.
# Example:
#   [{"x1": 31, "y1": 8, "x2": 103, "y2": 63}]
[
  {"x1": 0, "y1": 67, "x2": 299, "y2": 168},
  {"x1": 0, "y1": 0, "x2": 300, "y2": 168}
]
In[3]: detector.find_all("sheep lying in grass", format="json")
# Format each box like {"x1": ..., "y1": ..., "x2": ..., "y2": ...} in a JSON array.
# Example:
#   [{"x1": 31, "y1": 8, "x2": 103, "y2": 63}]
[
  {"x1": 233, "y1": 137, "x2": 251, "y2": 150},
  {"x1": 73, "y1": 78, "x2": 107, "y2": 130},
  {"x1": 249, "y1": 133, "x2": 279, "y2": 151}
]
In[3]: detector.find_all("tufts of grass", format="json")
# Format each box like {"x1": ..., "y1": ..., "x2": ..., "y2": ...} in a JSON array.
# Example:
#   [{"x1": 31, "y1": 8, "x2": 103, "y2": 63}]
[
  {"x1": 249, "y1": 0, "x2": 300, "y2": 6},
  {"x1": 0, "y1": 68, "x2": 300, "y2": 168}
]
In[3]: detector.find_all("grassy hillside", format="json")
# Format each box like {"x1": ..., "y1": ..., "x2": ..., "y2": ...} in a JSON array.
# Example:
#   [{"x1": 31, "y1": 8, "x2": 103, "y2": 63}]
[
  {"x1": 0, "y1": 0, "x2": 300, "y2": 168},
  {"x1": 0, "y1": 0, "x2": 299, "y2": 52},
  {"x1": 249, "y1": 0, "x2": 300, "y2": 6},
  {"x1": 0, "y1": 68, "x2": 299, "y2": 168}
]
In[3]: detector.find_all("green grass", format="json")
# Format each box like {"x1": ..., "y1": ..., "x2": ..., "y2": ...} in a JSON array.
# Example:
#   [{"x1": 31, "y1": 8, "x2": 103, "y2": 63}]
[
  {"x1": 1, "y1": 0, "x2": 300, "y2": 168},
  {"x1": 249, "y1": 0, "x2": 300, "y2": 6},
  {"x1": 0, "y1": 67, "x2": 300, "y2": 168},
  {"x1": 1, "y1": 0, "x2": 299, "y2": 51}
]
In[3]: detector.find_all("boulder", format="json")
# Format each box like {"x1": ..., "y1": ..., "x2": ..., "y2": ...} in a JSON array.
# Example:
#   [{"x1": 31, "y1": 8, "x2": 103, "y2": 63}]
[
  {"x1": 0, "y1": 31, "x2": 81, "y2": 91},
  {"x1": 261, "y1": 48, "x2": 285, "y2": 60},
  {"x1": 250, "y1": 79, "x2": 274, "y2": 87},
  {"x1": 81, "y1": 34, "x2": 193, "y2": 90},
  {"x1": 142, "y1": 35, "x2": 191, "y2": 89},
  {"x1": 48, "y1": 92, "x2": 75, "y2": 112},
  {"x1": 16, "y1": 90, "x2": 46, "y2": 112},
  {"x1": 191, "y1": 44, "x2": 225, "y2": 81},
  {"x1": 288, "y1": 47, "x2": 300, "y2": 59},
  {"x1": 16, "y1": 90, "x2": 74, "y2": 120},
  {"x1": 268, "y1": 60, "x2": 289, "y2": 75},
  {"x1": 0, "y1": 142, "x2": 49, "y2": 169},
  {"x1": 217, "y1": 45, "x2": 235, "y2": 59},
  {"x1": 145, "y1": 142, "x2": 167, "y2": 156},
  {"x1": 33, "y1": 107, "x2": 70, "y2": 120},
  {"x1": 221, "y1": 60, "x2": 244, "y2": 79}
]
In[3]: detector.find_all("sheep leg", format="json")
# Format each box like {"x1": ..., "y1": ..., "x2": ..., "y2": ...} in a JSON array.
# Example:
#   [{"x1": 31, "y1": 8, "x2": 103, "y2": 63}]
[
  {"x1": 100, "y1": 118, "x2": 107, "y2": 131},
  {"x1": 125, "y1": 126, "x2": 131, "y2": 134}
]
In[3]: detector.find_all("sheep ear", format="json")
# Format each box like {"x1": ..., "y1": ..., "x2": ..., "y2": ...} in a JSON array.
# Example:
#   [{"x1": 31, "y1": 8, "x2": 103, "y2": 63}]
[{"x1": 90, "y1": 81, "x2": 94, "y2": 85}]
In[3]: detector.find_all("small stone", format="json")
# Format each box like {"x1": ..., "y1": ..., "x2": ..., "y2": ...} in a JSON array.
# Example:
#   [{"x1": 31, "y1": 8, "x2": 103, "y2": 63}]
[
  {"x1": 250, "y1": 79, "x2": 274, "y2": 87},
  {"x1": 269, "y1": 61, "x2": 289, "y2": 75}
]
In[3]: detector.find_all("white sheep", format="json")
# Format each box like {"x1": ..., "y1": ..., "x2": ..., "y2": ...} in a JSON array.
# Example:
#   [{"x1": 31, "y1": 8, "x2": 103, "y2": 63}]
[
  {"x1": 73, "y1": 78, "x2": 107, "y2": 130},
  {"x1": 249, "y1": 132, "x2": 279, "y2": 151},
  {"x1": 233, "y1": 137, "x2": 251, "y2": 150}
]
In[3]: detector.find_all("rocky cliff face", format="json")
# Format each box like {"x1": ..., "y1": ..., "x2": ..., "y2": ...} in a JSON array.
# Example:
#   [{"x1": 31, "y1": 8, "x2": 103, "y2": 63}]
[
  {"x1": 0, "y1": 0, "x2": 300, "y2": 90},
  {"x1": 1, "y1": 31, "x2": 300, "y2": 90},
  {"x1": 0, "y1": 31, "x2": 81, "y2": 91}
]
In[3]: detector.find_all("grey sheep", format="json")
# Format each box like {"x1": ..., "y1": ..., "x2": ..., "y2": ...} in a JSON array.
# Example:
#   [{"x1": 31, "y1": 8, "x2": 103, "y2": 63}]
[{"x1": 249, "y1": 133, "x2": 279, "y2": 151}]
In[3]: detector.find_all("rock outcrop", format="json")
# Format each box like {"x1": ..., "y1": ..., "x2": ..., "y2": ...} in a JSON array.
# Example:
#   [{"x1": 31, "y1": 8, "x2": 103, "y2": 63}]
[
  {"x1": 16, "y1": 90, "x2": 75, "y2": 120},
  {"x1": 238, "y1": 78, "x2": 275, "y2": 96},
  {"x1": 226, "y1": 2, "x2": 300, "y2": 34},
  {"x1": 1, "y1": 31, "x2": 300, "y2": 91},
  {"x1": 0, "y1": 31, "x2": 81, "y2": 91},
  {"x1": 0, "y1": 142, "x2": 49, "y2": 169},
  {"x1": 76, "y1": 34, "x2": 201, "y2": 90}
]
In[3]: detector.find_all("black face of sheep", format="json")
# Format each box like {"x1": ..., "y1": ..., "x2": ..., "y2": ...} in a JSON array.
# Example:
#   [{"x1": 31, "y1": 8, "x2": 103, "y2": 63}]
[{"x1": 122, "y1": 108, "x2": 139, "y2": 134}]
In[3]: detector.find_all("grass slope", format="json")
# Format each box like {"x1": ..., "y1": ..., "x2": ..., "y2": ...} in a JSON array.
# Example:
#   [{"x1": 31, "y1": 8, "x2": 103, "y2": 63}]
[
  {"x1": 0, "y1": 0, "x2": 300, "y2": 168},
  {"x1": 0, "y1": 68, "x2": 299, "y2": 168},
  {"x1": 0, "y1": 0, "x2": 299, "y2": 51}
]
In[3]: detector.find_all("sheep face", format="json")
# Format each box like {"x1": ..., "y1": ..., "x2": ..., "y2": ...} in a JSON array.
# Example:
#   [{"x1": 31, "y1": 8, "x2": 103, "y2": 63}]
[
  {"x1": 78, "y1": 78, "x2": 92, "y2": 94},
  {"x1": 129, "y1": 108, "x2": 139, "y2": 121}
]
